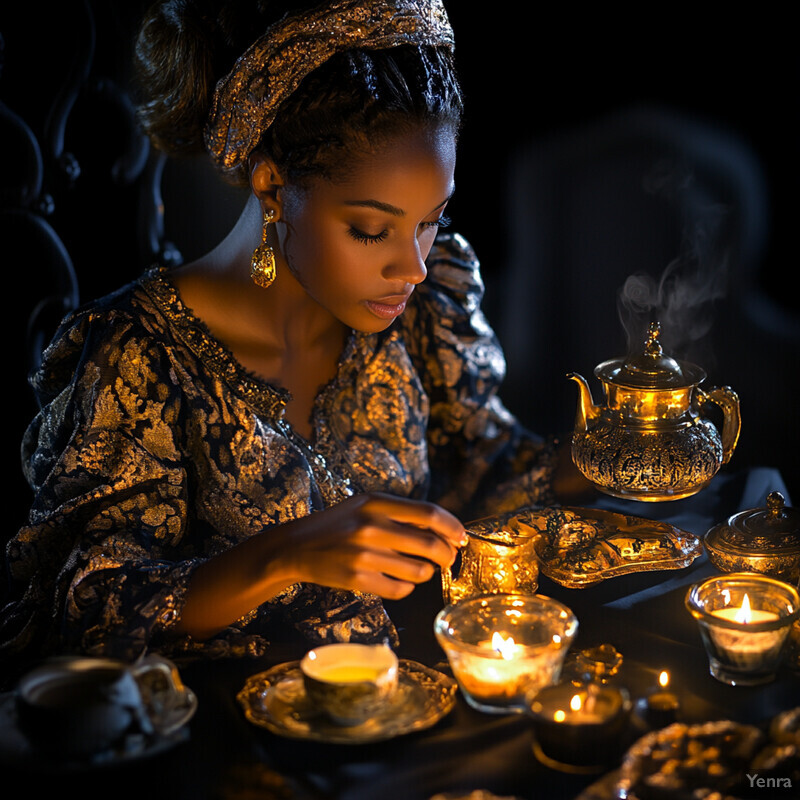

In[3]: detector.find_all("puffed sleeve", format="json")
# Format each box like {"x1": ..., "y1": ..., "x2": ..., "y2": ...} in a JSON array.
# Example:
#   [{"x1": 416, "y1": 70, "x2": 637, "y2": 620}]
[
  {"x1": 1, "y1": 305, "x2": 200, "y2": 664},
  {"x1": 400, "y1": 232, "x2": 557, "y2": 519}
]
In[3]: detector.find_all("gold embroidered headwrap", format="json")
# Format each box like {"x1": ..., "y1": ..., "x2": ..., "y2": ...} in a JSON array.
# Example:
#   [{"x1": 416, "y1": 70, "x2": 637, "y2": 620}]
[{"x1": 204, "y1": 0, "x2": 455, "y2": 174}]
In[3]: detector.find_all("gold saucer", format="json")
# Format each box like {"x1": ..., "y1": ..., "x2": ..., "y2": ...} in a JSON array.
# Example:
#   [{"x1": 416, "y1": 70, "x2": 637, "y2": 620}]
[{"x1": 237, "y1": 659, "x2": 456, "y2": 744}]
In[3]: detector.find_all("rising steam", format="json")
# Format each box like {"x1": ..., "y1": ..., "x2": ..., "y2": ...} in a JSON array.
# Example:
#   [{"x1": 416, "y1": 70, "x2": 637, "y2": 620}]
[{"x1": 617, "y1": 160, "x2": 730, "y2": 363}]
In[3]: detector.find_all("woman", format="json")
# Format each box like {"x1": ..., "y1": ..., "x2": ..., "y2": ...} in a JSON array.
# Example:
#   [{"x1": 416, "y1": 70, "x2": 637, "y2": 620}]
[{"x1": 1, "y1": 0, "x2": 588, "y2": 671}]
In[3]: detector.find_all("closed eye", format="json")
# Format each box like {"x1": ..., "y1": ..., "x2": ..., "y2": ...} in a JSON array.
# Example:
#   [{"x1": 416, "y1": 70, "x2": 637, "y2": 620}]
[
  {"x1": 421, "y1": 214, "x2": 451, "y2": 231},
  {"x1": 348, "y1": 215, "x2": 451, "y2": 246},
  {"x1": 348, "y1": 226, "x2": 389, "y2": 245}
]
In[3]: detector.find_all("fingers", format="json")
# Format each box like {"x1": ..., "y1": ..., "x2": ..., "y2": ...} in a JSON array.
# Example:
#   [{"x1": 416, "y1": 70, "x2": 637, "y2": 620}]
[
  {"x1": 357, "y1": 493, "x2": 467, "y2": 548},
  {"x1": 350, "y1": 547, "x2": 436, "y2": 585},
  {"x1": 353, "y1": 519, "x2": 457, "y2": 569},
  {"x1": 278, "y1": 493, "x2": 468, "y2": 601},
  {"x1": 292, "y1": 545, "x2": 435, "y2": 601}
]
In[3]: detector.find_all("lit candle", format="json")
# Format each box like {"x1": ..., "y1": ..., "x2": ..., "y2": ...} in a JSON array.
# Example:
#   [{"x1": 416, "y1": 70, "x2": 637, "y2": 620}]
[
  {"x1": 637, "y1": 670, "x2": 680, "y2": 729},
  {"x1": 686, "y1": 573, "x2": 800, "y2": 686},
  {"x1": 709, "y1": 593, "x2": 783, "y2": 670},
  {"x1": 434, "y1": 594, "x2": 578, "y2": 714},
  {"x1": 452, "y1": 630, "x2": 565, "y2": 711},
  {"x1": 528, "y1": 681, "x2": 632, "y2": 771}
]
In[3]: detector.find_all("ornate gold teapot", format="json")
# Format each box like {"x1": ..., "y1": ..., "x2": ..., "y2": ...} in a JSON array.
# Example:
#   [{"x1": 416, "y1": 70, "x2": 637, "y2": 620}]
[{"x1": 568, "y1": 322, "x2": 741, "y2": 502}]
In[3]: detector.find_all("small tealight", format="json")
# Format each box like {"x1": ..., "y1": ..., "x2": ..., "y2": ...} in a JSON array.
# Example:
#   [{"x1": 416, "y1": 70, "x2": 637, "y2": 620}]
[
  {"x1": 635, "y1": 670, "x2": 680, "y2": 729},
  {"x1": 527, "y1": 681, "x2": 632, "y2": 773},
  {"x1": 300, "y1": 643, "x2": 398, "y2": 726},
  {"x1": 686, "y1": 573, "x2": 800, "y2": 685}
]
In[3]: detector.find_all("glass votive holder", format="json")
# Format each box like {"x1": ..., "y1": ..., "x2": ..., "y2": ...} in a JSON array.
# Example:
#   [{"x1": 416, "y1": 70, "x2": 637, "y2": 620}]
[
  {"x1": 441, "y1": 528, "x2": 539, "y2": 605},
  {"x1": 685, "y1": 572, "x2": 800, "y2": 686},
  {"x1": 527, "y1": 680, "x2": 632, "y2": 773},
  {"x1": 433, "y1": 593, "x2": 578, "y2": 714}
]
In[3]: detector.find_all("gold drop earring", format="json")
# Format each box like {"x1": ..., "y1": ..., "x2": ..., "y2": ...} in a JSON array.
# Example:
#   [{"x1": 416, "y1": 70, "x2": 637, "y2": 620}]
[{"x1": 251, "y1": 207, "x2": 277, "y2": 288}]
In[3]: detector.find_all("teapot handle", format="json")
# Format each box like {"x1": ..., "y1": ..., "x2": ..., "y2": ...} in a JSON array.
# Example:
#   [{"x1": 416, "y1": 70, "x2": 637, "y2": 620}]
[{"x1": 696, "y1": 386, "x2": 741, "y2": 464}]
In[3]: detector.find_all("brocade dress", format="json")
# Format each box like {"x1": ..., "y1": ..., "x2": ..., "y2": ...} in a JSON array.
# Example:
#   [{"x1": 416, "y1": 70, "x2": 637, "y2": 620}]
[{"x1": 0, "y1": 233, "x2": 555, "y2": 668}]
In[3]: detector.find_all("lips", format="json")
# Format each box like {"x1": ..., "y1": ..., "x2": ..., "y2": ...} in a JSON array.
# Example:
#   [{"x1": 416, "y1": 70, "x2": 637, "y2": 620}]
[{"x1": 365, "y1": 291, "x2": 413, "y2": 320}]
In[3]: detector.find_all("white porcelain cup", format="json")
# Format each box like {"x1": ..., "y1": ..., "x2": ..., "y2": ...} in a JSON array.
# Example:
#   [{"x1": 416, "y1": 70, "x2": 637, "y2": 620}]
[{"x1": 300, "y1": 643, "x2": 399, "y2": 726}]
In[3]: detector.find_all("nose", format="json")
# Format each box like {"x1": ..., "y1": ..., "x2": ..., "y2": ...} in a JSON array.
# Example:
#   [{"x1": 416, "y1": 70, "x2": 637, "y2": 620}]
[{"x1": 383, "y1": 238, "x2": 428, "y2": 286}]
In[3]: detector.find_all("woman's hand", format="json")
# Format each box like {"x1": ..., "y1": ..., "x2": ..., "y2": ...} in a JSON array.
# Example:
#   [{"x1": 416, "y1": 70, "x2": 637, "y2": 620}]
[
  {"x1": 273, "y1": 492, "x2": 467, "y2": 600},
  {"x1": 177, "y1": 493, "x2": 466, "y2": 640}
]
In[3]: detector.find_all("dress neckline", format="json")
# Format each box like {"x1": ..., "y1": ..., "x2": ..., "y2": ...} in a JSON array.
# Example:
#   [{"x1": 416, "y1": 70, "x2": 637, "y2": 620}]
[
  {"x1": 138, "y1": 265, "x2": 363, "y2": 443},
  {"x1": 140, "y1": 265, "x2": 293, "y2": 420}
]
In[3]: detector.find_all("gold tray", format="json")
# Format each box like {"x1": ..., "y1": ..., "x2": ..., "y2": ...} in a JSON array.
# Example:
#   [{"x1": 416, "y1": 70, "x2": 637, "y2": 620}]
[
  {"x1": 237, "y1": 659, "x2": 456, "y2": 744},
  {"x1": 467, "y1": 506, "x2": 702, "y2": 588}
]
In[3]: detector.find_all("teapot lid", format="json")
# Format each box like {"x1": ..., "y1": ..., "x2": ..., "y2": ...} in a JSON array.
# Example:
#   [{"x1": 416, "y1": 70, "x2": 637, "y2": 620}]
[
  {"x1": 595, "y1": 321, "x2": 706, "y2": 388},
  {"x1": 705, "y1": 491, "x2": 800, "y2": 559}
]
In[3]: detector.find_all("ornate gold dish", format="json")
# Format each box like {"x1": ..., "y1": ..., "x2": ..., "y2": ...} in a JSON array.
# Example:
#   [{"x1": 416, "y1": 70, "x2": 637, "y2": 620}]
[
  {"x1": 237, "y1": 659, "x2": 456, "y2": 744},
  {"x1": 704, "y1": 491, "x2": 800, "y2": 584},
  {"x1": 568, "y1": 322, "x2": 741, "y2": 502},
  {"x1": 465, "y1": 505, "x2": 702, "y2": 588}
]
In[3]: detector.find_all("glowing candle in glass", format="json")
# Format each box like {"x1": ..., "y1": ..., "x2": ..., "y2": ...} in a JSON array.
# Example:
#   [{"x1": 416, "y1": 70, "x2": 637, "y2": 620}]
[
  {"x1": 434, "y1": 594, "x2": 577, "y2": 714},
  {"x1": 686, "y1": 573, "x2": 799, "y2": 685}
]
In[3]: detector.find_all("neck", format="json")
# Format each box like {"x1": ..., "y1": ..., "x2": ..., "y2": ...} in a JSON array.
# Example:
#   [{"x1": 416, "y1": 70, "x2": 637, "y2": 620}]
[{"x1": 176, "y1": 195, "x2": 345, "y2": 351}]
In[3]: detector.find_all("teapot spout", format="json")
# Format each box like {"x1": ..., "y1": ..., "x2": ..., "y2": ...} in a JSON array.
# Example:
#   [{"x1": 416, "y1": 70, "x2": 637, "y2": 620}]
[{"x1": 567, "y1": 372, "x2": 599, "y2": 432}]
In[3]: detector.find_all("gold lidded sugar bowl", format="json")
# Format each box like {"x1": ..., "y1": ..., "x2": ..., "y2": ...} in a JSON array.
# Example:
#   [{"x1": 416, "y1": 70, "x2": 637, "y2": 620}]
[
  {"x1": 568, "y1": 322, "x2": 741, "y2": 502},
  {"x1": 704, "y1": 491, "x2": 800, "y2": 584}
]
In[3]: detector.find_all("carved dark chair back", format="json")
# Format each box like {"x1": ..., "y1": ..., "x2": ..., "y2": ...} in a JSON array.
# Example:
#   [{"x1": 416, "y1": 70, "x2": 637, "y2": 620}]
[{"x1": 1, "y1": 3, "x2": 166, "y2": 533}]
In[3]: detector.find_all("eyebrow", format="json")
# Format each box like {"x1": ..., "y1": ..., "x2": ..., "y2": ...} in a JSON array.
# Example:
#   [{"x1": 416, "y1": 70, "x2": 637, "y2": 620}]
[{"x1": 343, "y1": 188, "x2": 455, "y2": 217}]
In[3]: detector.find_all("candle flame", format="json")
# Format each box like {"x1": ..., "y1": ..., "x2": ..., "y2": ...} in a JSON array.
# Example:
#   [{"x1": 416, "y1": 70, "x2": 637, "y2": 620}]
[
  {"x1": 554, "y1": 709, "x2": 566, "y2": 722},
  {"x1": 570, "y1": 694, "x2": 582, "y2": 712},
  {"x1": 735, "y1": 593, "x2": 752, "y2": 624},
  {"x1": 491, "y1": 631, "x2": 516, "y2": 660},
  {"x1": 659, "y1": 671, "x2": 669, "y2": 688}
]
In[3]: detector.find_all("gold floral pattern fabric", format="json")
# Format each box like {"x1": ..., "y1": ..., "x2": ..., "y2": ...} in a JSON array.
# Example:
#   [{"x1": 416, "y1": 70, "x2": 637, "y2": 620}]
[{"x1": 1, "y1": 233, "x2": 555, "y2": 667}]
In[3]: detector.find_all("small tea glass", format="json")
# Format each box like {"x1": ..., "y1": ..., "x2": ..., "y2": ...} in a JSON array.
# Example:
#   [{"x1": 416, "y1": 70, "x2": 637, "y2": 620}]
[
  {"x1": 441, "y1": 527, "x2": 539, "y2": 605},
  {"x1": 434, "y1": 593, "x2": 578, "y2": 714},
  {"x1": 685, "y1": 572, "x2": 800, "y2": 686}
]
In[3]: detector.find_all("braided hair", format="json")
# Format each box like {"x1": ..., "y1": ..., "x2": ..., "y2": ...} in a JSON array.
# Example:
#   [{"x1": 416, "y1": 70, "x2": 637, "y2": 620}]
[{"x1": 133, "y1": 1, "x2": 463, "y2": 186}]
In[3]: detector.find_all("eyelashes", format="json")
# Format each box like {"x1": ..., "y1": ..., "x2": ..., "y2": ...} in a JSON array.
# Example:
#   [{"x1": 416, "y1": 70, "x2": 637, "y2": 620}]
[
  {"x1": 348, "y1": 215, "x2": 451, "y2": 246},
  {"x1": 348, "y1": 227, "x2": 389, "y2": 245},
  {"x1": 428, "y1": 214, "x2": 452, "y2": 230}
]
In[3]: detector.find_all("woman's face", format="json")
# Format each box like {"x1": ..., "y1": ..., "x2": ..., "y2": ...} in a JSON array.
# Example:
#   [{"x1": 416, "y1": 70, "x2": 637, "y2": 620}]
[{"x1": 273, "y1": 126, "x2": 457, "y2": 333}]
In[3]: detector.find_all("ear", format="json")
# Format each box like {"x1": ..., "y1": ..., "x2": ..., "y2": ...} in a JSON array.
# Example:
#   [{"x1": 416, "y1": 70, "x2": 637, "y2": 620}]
[{"x1": 248, "y1": 153, "x2": 285, "y2": 220}]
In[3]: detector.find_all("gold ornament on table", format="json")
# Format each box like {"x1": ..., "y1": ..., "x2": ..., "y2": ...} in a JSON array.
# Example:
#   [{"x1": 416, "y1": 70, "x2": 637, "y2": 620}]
[
  {"x1": 251, "y1": 208, "x2": 277, "y2": 288},
  {"x1": 441, "y1": 527, "x2": 540, "y2": 605},
  {"x1": 461, "y1": 505, "x2": 701, "y2": 590},
  {"x1": 704, "y1": 491, "x2": 800, "y2": 584},
  {"x1": 568, "y1": 321, "x2": 741, "y2": 502}
]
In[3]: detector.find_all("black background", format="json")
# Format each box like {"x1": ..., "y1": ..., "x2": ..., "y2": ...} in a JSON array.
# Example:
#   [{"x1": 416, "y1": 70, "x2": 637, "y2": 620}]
[{"x1": 2, "y1": 3, "x2": 797, "y2": 527}]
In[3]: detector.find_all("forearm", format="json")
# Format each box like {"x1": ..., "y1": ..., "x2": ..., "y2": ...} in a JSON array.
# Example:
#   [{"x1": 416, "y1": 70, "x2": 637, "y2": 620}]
[{"x1": 176, "y1": 526, "x2": 297, "y2": 640}]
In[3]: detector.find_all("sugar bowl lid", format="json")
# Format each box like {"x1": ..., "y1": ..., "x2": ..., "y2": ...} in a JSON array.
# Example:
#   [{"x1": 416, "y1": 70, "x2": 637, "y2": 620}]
[{"x1": 704, "y1": 491, "x2": 800, "y2": 576}]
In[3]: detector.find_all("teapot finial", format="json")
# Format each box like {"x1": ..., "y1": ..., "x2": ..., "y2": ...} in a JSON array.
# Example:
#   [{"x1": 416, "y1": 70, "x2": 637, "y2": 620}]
[
  {"x1": 766, "y1": 491, "x2": 786, "y2": 520},
  {"x1": 644, "y1": 321, "x2": 663, "y2": 360}
]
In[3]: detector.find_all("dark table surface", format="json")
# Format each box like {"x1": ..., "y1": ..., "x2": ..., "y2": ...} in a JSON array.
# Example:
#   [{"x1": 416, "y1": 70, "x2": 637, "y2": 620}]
[{"x1": 3, "y1": 466, "x2": 798, "y2": 800}]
